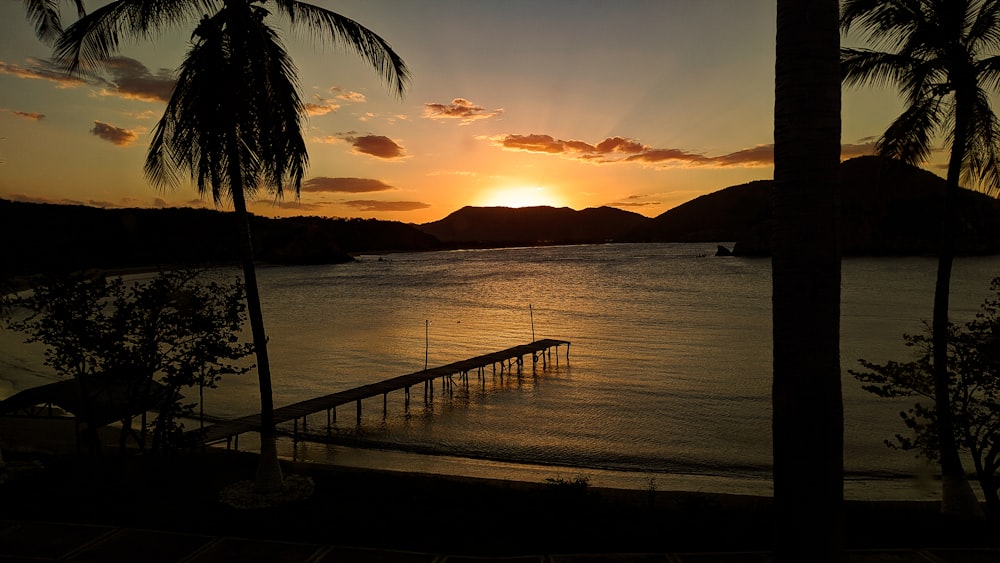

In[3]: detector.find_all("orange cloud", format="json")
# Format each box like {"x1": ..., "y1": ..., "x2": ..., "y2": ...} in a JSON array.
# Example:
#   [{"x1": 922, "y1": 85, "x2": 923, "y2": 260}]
[
  {"x1": 343, "y1": 200, "x2": 430, "y2": 211},
  {"x1": 98, "y1": 57, "x2": 174, "y2": 103},
  {"x1": 0, "y1": 57, "x2": 174, "y2": 103},
  {"x1": 496, "y1": 133, "x2": 878, "y2": 168},
  {"x1": 305, "y1": 94, "x2": 341, "y2": 116},
  {"x1": 609, "y1": 195, "x2": 661, "y2": 208},
  {"x1": 840, "y1": 141, "x2": 877, "y2": 159},
  {"x1": 343, "y1": 134, "x2": 405, "y2": 159},
  {"x1": 498, "y1": 133, "x2": 569, "y2": 154},
  {"x1": 2, "y1": 109, "x2": 45, "y2": 120},
  {"x1": 302, "y1": 177, "x2": 394, "y2": 193},
  {"x1": 424, "y1": 98, "x2": 503, "y2": 124},
  {"x1": 596, "y1": 137, "x2": 646, "y2": 154},
  {"x1": 91, "y1": 121, "x2": 138, "y2": 146},
  {"x1": 0, "y1": 58, "x2": 86, "y2": 88},
  {"x1": 329, "y1": 86, "x2": 367, "y2": 103}
]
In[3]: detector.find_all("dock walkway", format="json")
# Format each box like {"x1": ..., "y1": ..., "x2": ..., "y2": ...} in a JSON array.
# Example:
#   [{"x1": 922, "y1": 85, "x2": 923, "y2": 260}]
[{"x1": 191, "y1": 339, "x2": 569, "y2": 449}]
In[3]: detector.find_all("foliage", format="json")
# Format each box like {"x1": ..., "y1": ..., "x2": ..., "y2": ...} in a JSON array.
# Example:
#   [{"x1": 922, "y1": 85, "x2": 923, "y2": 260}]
[
  {"x1": 5, "y1": 270, "x2": 254, "y2": 453},
  {"x1": 841, "y1": 0, "x2": 1000, "y2": 518},
  {"x1": 851, "y1": 277, "x2": 1000, "y2": 516},
  {"x1": 21, "y1": 0, "x2": 86, "y2": 44},
  {"x1": 841, "y1": 0, "x2": 1000, "y2": 195},
  {"x1": 50, "y1": 0, "x2": 408, "y2": 492}
]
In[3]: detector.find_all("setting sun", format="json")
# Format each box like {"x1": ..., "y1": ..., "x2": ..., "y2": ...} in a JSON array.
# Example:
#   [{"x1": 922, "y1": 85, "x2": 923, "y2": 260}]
[{"x1": 479, "y1": 185, "x2": 565, "y2": 209}]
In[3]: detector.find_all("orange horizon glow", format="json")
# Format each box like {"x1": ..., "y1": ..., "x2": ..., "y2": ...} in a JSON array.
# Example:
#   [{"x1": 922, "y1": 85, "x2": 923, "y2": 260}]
[{"x1": 476, "y1": 184, "x2": 567, "y2": 209}]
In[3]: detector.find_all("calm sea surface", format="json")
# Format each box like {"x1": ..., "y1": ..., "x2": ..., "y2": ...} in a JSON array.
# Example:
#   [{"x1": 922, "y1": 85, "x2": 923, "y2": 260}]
[{"x1": 4, "y1": 242, "x2": 1000, "y2": 499}]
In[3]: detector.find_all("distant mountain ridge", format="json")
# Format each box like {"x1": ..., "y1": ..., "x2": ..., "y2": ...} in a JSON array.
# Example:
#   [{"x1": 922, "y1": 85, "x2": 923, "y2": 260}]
[
  {"x1": 632, "y1": 156, "x2": 1000, "y2": 255},
  {"x1": 416, "y1": 205, "x2": 650, "y2": 245},
  {"x1": 418, "y1": 156, "x2": 1000, "y2": 255}
]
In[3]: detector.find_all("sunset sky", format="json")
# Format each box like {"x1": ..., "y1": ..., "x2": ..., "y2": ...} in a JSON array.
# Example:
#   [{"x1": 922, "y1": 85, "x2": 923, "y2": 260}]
[{"x1": 0, "y1": 1, "x2": 912, "y2": 224}]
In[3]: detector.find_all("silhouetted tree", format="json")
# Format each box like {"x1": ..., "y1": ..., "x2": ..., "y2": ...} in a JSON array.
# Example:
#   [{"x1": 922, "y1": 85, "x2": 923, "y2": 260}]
[
  {"x1": 772, "y1": 0, "x2": 843, "y2": 560},
  {"x1": 5, "y1": 271, "x2": 253, "y2": 454},
  {"x1": 841, "y1": 0, "x2": 1000, "y2": 518},
  {"x1": 852, "y1": 277, "x2": 1000, "y2": 518},
  {"x1": 54, "y1": 0, "x2": 408, "y2": 492}
]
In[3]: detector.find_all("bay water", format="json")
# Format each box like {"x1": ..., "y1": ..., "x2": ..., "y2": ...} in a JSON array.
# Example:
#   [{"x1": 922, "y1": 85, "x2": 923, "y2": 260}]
[{"x1": 3, "y1": 242, "x2": 1000, "y2": 499}]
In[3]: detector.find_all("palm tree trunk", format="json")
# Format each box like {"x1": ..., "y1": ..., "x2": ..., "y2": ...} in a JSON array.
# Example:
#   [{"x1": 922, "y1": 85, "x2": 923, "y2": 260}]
[
  {"x1": 934, "y1": 97, "x2": 982, "y2": 517},
  {"x1": 772, "y1": 0, "x2": 843, "y2": 559},
  {"x1": 228, "y1": 155, "x2": 283, "y2": 493}
]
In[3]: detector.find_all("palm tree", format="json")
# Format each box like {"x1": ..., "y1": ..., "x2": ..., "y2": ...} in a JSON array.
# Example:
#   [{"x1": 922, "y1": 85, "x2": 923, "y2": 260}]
[
  {"x1": 841, "y1": 0, "x2": 1000, "y2": 518},
  {"x1": 772, "y1": 0, "x2": 843, "y2": 559},
  {"x1": 54, "y1": 0, "x2": 408, "y2": 492},
  {"x1": 22, "y1": 0, "x2": 87, "y2": 43}
]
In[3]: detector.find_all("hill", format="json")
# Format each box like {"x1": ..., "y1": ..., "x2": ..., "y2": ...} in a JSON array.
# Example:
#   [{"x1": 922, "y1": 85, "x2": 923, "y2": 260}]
[
  {"x1": 631, "y1": 156, "x2": 1000, "y2": 256},
  {"x1": 0, "y1": 200, "x2": 441, "y2": 275},
  {"x1": 417, "y1": 205, "x2": 650, "y2": 245}
]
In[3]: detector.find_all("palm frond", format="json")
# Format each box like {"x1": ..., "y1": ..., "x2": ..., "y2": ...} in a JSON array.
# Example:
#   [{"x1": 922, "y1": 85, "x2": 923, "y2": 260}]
[
  {"x1": 977, "y1": 55, "x2": 1000, "y2": 92},
  {"x1": 54, "y1": 0, "x2": 220, "y2": 74},
  {"x1": 842, "y1": 48, "x2": 920, "y2": 90},
  {"x1": 876, "y1": 95, "x2": 946, "y2": 165},
  {"x1": 145, "y1": 2, "x2": 309, "y2": 204},
  {"x1": 23, "y1": 0, "x2": 65, "y2": 43},
  {"x1": 841, "y1": 0, "x2": 926, "y2": 52},
  {"x1": 967, "y1": 0, "x2": 1000, "y2": 51},
  {"x1": 962, "y1": 88, "x2": 1000, "y2": 195},
  {"x1": 268, "y1": 0, "x2": 410, "y2": 97}
]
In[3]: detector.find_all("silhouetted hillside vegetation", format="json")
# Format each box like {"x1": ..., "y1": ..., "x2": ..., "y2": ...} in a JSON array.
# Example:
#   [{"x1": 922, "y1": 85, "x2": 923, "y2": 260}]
[
  {"x1": 631, "y1": 156, "x2": 1000, "y2": 256},
  {"x1": 6, "y1": 156, "x2": 998, "y2": 276},
  {"x1": 417, "y1": 205, "x2": 650, "y2": 245},
  {"x1": 0, "y1": 200, "x2": 441, "y2": 275}
]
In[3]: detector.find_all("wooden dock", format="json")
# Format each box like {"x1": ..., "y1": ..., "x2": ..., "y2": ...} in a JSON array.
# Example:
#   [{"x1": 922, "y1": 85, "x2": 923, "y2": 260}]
[{"x1": 190, "y1": 338, "x2": 570, "y2": 449}]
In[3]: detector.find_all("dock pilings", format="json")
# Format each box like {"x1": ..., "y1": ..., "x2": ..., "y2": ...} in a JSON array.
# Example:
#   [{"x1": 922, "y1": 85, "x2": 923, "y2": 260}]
[{"x1": 199, "y1": 339, "x2": 570, "y2": 450}]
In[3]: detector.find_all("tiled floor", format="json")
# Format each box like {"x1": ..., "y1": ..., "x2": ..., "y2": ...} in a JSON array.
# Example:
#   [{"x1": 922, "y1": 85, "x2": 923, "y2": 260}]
[{"x1": 1, "y1": 520, "x2": 998, "y2": 563}]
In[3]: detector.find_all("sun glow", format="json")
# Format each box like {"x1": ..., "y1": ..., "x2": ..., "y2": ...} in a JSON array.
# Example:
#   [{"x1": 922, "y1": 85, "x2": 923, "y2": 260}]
[{"x1": 480, "y1": 185, "x2": 565, "y2": 209}]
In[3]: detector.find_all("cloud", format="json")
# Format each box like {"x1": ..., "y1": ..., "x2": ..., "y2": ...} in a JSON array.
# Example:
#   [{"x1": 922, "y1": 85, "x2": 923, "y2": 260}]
[
  {"x1": 328, "y1": 132, "x2": 405, "y2": 158},
  {"x1": 91, "y1": 121, "x2": 138, "y2": 146},
  {"x1": 305, "y1": 95, "x2": 341, "y2": 116},
  {"x1": 424, "y1": 98, "x2": 503, "y2": 124},
  {"x1": 0, "y1": 57, "x2": 173, "y2": 103},
  {"x1": 2, "y1": 109, "x2": 45, "y2": 120},
  {"x1": 495, "y1": 133, "x2": 878, "y2": 168},
  {"x1": 343, "y1": 200, "x2": 430, "y2": 211},
  {"x1": 497, "y1": 133, "x2": 571, "y2": 154},
  {"x1": 98, "y1": 57, "x2": 174, "y2": 102},
  {"x1": 609, "y1": 195, "x2": 661, "y2": 208},
  {"x1": 0, "y1": 58, "x2": 87, "y2": 88},
  {"x1": 840, "y1": 141, "x2": 877, "y2": 159},
  {"x1": 302, "y1": 177, "x2": 394, "y2": 193},
  {"x1": 329, "y1": 86, "x2": 367, "y2": 103},
  {"x1": 353, "y1": 135, "x2": 405, "y2": 158}
]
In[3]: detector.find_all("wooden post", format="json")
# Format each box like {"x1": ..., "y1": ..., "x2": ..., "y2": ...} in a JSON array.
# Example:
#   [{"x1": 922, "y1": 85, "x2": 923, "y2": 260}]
[
  {"x1": 383, "y1": 393, "x2": 388, "y2": 418},
  {"x1": 530, "y1": 304, "x2": 535, "y2": 342},
  {"x1": 356, "y1": 399, "x2": 362, "y2": 425}
]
